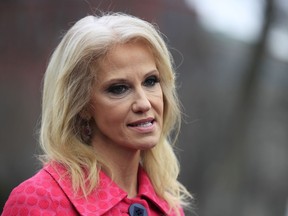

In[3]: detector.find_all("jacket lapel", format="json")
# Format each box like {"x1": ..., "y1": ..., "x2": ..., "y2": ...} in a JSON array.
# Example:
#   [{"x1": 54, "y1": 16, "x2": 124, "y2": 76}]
[{"x1": 44, "y1": 163, "x2": 127, "y2": 215}]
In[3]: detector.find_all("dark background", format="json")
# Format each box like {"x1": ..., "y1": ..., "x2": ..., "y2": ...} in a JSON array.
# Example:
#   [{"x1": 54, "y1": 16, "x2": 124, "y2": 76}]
[{"x1": 1, "y1": 0, "x2": 288, "y2": 215}]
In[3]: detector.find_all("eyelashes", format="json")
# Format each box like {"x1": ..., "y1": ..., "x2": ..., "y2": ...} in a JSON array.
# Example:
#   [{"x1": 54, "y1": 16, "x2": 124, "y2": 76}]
[
  {"x1": 143, "y1": 75, "x2": 160, "y2": 87},
  {"x1": 107, "y1": 84, "x2": 129, "y2": 95},
  {"x1": 106, "y1": 75, "x2": 160, "y2": 96}
]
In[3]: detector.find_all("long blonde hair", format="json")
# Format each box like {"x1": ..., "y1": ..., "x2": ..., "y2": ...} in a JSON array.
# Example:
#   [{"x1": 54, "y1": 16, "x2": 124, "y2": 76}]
[{"x1": 40, "y1": 12, "x2": 192, "y2": 213}]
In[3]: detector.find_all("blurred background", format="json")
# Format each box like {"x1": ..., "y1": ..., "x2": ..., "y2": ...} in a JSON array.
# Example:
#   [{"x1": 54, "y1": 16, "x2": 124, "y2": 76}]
[{"x1": 1, "y1": 0, "x2": 288, "y2": 215}]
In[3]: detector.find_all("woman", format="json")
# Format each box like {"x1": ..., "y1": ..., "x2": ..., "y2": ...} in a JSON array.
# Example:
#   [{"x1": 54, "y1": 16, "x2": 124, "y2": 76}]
[{"x1": 2, "y1": 13, "x2": 192, "y2": 216}]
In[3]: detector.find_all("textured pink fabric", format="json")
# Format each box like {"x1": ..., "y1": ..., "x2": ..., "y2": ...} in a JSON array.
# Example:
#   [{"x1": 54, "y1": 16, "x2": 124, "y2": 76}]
[{"x1": 2, "y1": 163, "x2": 184, "y2": 215}]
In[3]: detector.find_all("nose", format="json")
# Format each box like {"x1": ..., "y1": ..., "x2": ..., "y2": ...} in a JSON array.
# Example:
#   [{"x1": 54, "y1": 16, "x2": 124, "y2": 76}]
[{"x1": 132, "y1": 88, "x2": 151, "y2": 113}]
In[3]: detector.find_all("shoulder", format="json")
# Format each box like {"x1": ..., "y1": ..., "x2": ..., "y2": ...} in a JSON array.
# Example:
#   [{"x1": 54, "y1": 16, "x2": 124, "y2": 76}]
[{"x1": 2, "y1": 167, "x2": 76, "y2": 216}]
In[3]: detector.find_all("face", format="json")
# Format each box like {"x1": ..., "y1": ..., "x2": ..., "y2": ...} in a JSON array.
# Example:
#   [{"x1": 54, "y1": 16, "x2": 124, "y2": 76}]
[{"x1": 89, "y1": 41, "x2": 164, "y2": 153}]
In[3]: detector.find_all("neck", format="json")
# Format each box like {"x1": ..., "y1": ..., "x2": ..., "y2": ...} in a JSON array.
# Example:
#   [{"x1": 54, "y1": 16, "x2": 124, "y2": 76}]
[
  {"x1": 109, "y1": 153, "x2": 140, "y2": 198},
  {"x1": 92, "y1": 139, "x2": 141, "y2": 198}
]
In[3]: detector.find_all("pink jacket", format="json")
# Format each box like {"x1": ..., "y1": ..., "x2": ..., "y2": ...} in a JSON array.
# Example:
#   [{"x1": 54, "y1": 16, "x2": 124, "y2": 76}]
[{"x1": 2, "y1": 163, "x2": 184, "y2": 215}]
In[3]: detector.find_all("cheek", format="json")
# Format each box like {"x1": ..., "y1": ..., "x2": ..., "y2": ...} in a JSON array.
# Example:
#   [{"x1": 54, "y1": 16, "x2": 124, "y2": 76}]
[
  {"x1": 93, "y1": 111, "x2": 123, "y2": 136},
  {"x1": 92, "y1": 99, "x2": 128, "y2": 125},
  {"x1": 155, "y1": 93, "x2": 164, "y2": 122},
  {"x1": 157, "y1": 95, "x2": 164, "y2": 111},
  {"x1": 153, "y1": 89, "x2": 164, "y2": 112}
]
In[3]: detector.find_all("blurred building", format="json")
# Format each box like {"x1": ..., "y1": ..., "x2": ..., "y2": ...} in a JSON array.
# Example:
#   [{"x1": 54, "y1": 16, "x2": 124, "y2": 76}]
[{"x1": 1, "y1": 1, "x2": 288, "y2": 216}]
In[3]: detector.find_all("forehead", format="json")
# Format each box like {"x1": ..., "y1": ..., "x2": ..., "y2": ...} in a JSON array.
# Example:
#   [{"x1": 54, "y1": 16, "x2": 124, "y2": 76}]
[
  {"x1": 96, "y1": 41, "x2": 157, "y2": 80},
  {"x1": 106, "y1": 41, "x2": 153, "y2": 65}
]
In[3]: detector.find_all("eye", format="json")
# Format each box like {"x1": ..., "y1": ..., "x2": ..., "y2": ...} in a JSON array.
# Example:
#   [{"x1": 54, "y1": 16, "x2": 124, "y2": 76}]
[
  {"x1": 143, "y1": 75, "x2": 160, "y2": 87},
  {"x1": 107, "y1": 84, "x2": 129, "y2": 95}
]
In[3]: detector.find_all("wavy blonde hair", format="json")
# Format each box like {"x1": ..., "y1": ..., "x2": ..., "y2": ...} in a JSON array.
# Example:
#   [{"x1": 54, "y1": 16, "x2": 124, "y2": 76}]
[{"x1": 40, "y1": 12, "x2": 192, "y2": 214}]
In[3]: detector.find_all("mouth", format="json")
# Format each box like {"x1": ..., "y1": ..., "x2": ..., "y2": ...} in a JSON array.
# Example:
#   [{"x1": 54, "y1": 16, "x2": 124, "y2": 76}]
[{"x1": 127, "y1": 118, "x2": 155, "y2": 128}]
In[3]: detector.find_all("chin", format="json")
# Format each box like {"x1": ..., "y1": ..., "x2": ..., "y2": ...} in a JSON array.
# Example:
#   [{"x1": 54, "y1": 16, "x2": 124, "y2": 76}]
[{"x1": 137, "y1": 140, "x2": 159, "y2": 150}]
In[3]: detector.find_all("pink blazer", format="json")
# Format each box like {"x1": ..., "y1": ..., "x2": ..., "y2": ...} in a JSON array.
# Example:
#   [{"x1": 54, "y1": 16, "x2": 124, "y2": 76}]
[{"x1": 2, "y1": 163, "x2": 184, "y2": 215}]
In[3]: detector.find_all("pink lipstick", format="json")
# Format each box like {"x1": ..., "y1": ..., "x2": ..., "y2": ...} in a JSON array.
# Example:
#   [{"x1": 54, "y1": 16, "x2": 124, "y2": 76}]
[{"x1": 127, "y1": 117, "x2": 155, "y2": 133}]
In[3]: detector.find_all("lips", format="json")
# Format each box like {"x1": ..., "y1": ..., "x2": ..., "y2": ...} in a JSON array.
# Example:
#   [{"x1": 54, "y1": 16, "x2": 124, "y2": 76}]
[{"x1": 127, "y1": 117, "x2": 155, "y2": 127}]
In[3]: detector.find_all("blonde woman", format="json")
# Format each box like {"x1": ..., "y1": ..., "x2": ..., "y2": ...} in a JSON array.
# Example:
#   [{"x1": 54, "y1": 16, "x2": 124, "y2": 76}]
[{"x1": 2, "y1": 13, "x2": 192, "y2": 216}]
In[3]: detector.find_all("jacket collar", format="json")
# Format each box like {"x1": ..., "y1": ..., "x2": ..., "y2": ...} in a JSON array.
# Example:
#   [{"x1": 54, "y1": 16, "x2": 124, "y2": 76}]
[
  {"x1": 44, "y1": 162, "x2": 171, "y2": 215},
  {"x1": 137, "y1": 167, "x2": 171, "y2": 213}
]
